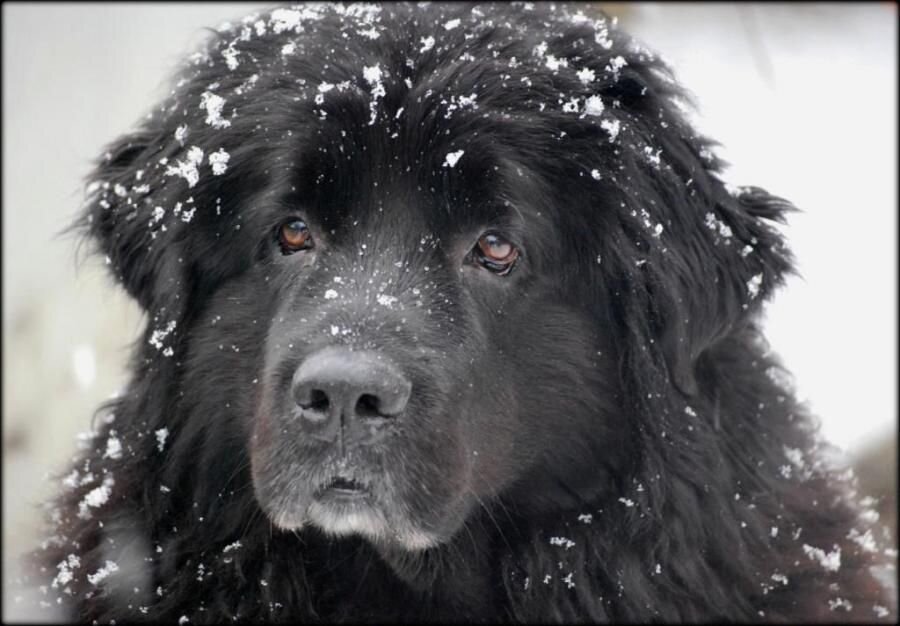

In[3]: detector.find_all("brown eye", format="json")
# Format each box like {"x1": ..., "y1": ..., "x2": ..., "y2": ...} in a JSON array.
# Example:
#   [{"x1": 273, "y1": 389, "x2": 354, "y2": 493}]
[
  {"x1": 474, "y1": 233, "x2": 519, "y2": 275},
  {"x1": 279, "y1": 219, "x2": 313, "y2": 254}
]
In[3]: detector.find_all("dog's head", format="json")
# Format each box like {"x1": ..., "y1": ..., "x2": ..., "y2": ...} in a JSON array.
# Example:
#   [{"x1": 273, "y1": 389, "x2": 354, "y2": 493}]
[{"x1": 80, "y1": 4, "x2": 792, "y2": 552}]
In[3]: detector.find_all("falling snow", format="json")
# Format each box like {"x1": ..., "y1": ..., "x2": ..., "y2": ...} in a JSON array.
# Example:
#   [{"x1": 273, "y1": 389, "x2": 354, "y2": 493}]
[{"x1": 443, "y1": 150, "x2": 465, "y2": 168}]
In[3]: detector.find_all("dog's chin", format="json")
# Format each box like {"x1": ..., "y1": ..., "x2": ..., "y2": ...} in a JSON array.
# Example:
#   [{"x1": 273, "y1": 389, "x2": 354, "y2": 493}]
[{"x1": 263, "y1": 482, "x2": 442, "y2": 552}]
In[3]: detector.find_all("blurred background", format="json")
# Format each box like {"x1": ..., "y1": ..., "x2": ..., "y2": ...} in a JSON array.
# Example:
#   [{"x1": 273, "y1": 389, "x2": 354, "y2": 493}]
[{"x1": 3, "y1": 2, "x2": 896, "y2": 619}]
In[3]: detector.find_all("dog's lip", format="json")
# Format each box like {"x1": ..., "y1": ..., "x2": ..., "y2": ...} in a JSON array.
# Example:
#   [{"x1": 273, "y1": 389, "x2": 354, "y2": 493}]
[{"x1": 314, "y1": 475, "x2": 370, "y2": 498}]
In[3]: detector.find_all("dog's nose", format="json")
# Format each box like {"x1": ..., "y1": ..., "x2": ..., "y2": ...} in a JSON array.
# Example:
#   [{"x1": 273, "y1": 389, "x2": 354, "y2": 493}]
[{"x1": 291, "y1": 348, "x2": 411, "y2": 445}]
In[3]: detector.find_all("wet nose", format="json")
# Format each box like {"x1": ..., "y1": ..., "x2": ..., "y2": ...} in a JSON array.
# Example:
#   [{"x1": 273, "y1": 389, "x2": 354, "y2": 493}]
[{"x1": 291, "y1": 348, "x2": 411, "y2": 444}]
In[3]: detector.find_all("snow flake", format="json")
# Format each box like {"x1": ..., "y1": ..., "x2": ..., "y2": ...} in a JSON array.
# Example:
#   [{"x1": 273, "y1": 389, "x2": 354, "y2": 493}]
[
  {"x1": 165, "y1": 146, "x2": 204, "y2": 188},
  {"x1": 78, "y1": 476, "x2": 115, "y2": 519},
  {"x1": 549, "y1": 536, "x2": 575, "y2": 550},
  {"x1": 576, "y1": 67, "x2": 596, "y2": 84},
  {"x1": 324, "y1": 289, "x2": 338, "y2": 300},
  {"x1": 104, "y1": 435, "x2": 122, "y2": 460},
  {"x1": 377, "y1": 294, "x2": 398, "y2": 308},
  {"x1": 86, "y1": 561, "x2": 119, "y2": 586},
  {"x1": 199, "y1": 91, "x2": 231, "y2": 129},
  {"x1": 362, "y1": 64, "x2": 386, "y2": 125},
  {"x1": 443, "y1": 18, "x2": 461, "y2": 30},
  {"x1": 174, "y1": 125, "x2": 189, "y2": 146},
  {"x1": 562, "y1": 98, "x2": 580, "y2": 114},
  {"x1": 222, "y1": 541, "x2": 242, "y2": 553},
  {"x1": 420, "y1": 36, "x2": 435, "y2": 53},
  {"x1": 149, "y1": 320, "x2": 177, "y2": 352},
  {"x1": 643, "y1": 146, "x2": 662, "y2": 168},
  {"x1": 606, "y1": 55, "x2": 627, "y2": 77},
  {"x1": 270, "y1": 8, "x2": 305, "y2": 34},
  {"x1": 208, "y1": 148, "x2": 230, "y2": 175},
  {"x1": 222, "y1": 44, "x2": 240, "y2": 70},
  {"x1": 593, "y1": 19, "x2": 614, "y2": 49},
  {"x1": 704, "y1": 212, "x2": 733, "y2": 239},
  {"x1": 51, "y1": 554, "x2": 81, "y2": 589},
  {"x1": 155, "y1": 428, "x2": 169, "y2": 453},
  {"x1": 828, "y1": 597, "x2": 853, "y2": 612},
  {"x1": 600, "y1": 118, "x2": 621, "y2": 142},
  {"x1": 584, "y1": 95, "x2": 604, "y2": 116},
  {"x1": 747, "y1": 273, "x2": 763, "y2": 300},
  {"x1": 802, "y1": 544, "x2": 841, "y2": 572},
  {"x1": 443, "y1": 150, "x2": 465, "y2": 168},
  {"x1": 847, "y1": 528, "x2": 877, "y2": 553},
  {"x1": 545, "y1": 55, "x2": 567, "y2": 71}
]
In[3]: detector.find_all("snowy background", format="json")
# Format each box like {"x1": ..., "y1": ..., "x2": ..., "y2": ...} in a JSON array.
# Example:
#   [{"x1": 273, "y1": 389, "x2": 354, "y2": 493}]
[{"x1": 3, "y1": 3, "x2": 896, "y2": 618}]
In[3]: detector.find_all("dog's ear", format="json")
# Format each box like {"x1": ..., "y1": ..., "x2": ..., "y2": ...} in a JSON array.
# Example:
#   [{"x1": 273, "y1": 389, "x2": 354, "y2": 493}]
[
  {"x1": 656, "y1": 184, "x2": 796, "y2": 396},
  {"x1": 599, "y1": 172, "x2": 794, "y2": 400},
  {"x1": 79, "y1": 124, "x2": 192, "y2": 317}
]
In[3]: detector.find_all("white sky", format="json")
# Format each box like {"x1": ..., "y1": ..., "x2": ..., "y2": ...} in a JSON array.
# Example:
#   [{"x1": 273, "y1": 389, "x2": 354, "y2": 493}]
[{"x1": 623, "y1": 4, "x2": 897, "y2": 453}]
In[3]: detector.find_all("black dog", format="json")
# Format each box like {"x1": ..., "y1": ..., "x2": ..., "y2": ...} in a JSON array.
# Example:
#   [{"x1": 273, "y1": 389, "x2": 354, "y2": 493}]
[{"x1": 30, "y1": 3, "x2": 895, "y2": 622}]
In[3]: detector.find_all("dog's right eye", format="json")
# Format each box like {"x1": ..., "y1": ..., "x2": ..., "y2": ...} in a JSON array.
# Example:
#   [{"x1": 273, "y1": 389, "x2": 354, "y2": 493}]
[
  {"x1": 278, "y1": 219, "x2": 314, "y2": 254},
  {"x1": 472, "y1": 233, "x2": 520, "y2": 276}
]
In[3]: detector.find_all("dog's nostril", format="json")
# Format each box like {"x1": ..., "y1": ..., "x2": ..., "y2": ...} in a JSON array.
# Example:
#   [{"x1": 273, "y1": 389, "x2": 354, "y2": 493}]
[
  {"x1": 308, "y1": 389, "x2": 330, "y2": 412},
  {"x1": 355, "y1": 393, "x2": 381, "y2": 419}
]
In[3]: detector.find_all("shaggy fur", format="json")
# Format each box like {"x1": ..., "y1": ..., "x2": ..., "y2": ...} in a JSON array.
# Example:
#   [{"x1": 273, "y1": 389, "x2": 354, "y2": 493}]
[{"x1": 30, "y1": 3, "x2": 895, "y2": 622}]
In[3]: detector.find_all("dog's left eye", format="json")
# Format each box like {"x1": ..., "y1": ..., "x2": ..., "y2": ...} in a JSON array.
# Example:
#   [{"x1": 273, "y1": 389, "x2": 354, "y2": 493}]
[
  {"x1": 278, "y1": 219, "x2": 314, "y2": 254},
  {"x1": 472, "y1": 233, "x2": 519, "y2": 276}
]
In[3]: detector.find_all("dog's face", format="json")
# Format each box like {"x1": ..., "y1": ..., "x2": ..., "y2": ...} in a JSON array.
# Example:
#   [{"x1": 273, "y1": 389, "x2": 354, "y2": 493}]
[
  {"x1": 238, "y1": 113, "x2": 626, "y2": 550},
  {"x1": 84, "y1": 4, "x2": 788, "y2": 555}
]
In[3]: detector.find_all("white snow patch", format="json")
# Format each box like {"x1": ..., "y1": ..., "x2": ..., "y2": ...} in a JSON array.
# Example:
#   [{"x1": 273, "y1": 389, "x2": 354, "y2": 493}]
[
  {"x1": 209, "y1": 148, "x2": 230, "y2": 175},
  {"x1": 584, "y1": 95, "x2": 604, "y2": 116},
  {"x1": 802, "y1": 544, "x2": 841, "y2": 572},
  {"x1": 199, "y1": 91, "x2": 231, "y2": 129},
  {"x1": 104, "y1": 435, "x2": 122, "y2": 460},
  {"x1": 747, "y1": 273, "x2": 763, "y2": 299},
  {"x1": 362, "y1": 64, "x2": 386, "y2": 125},
  {"x1": 222, "y1": 44, "x2": 240, "y2": 70},
  {"x1": 549, "y1": 536, "x2": 575, "y2": 550},
  {"x1": 174, "y1": 125, "x2": 189, "y2": 146},
  {"x1": 600, "y1": 118, "x2": 621, "y2": 142},
  {"x1": 149, "y1": 320, "x2": 177, "y2": 353},
  {"x1": 155, "y1": 428, "x2": 169, "y2": 453},
  {"x1": 443, "y1": 150, "x2": 465, "y2": 168},
  {"x1": 576, "y1": 67, "x2": 596, "y2": 84},
  {"x1": 86, "y1": 560, "x2": 119, "y2": 586},
  {"x1": 222, "y1": 541, "x2": 242, "y2": 553},
  {"x1": 376, "y1": 294, "x2": 398, "y2": 308},
  {"x1": 165, "y1": 147, "x2": 204, "y2": 188},
  {"x1": 78, "y1": 476, "x2": 115, "y2": 519},
  {"x1": 419, "y1": 35, "x2": 436, "y2": 52}
]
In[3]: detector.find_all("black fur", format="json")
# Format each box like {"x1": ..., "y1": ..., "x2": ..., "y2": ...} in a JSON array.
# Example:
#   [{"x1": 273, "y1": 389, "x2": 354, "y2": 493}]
[{"x1": 30, "y1": 3, "x2": 895, "y2": 622}]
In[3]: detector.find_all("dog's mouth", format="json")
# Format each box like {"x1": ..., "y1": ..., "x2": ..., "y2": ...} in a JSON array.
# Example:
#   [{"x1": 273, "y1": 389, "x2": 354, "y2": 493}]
[{"x1": 314, "y1": 475, "x2": 371, "y2": 500}]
